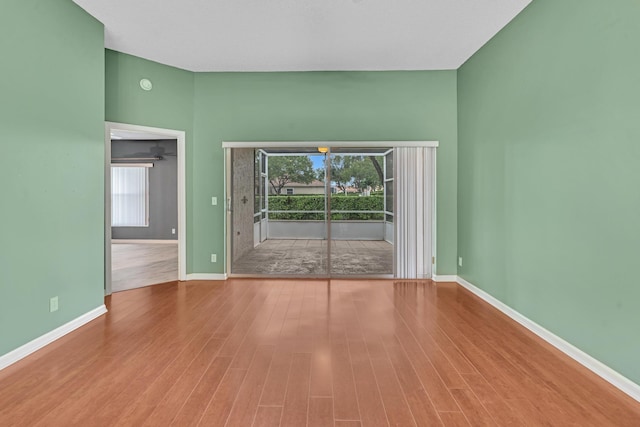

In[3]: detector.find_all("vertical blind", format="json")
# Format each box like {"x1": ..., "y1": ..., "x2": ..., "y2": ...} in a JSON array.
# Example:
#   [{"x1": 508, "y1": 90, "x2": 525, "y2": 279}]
[
  {"x1": 111, "y1": 166, "x2": 149, "y2": 227},
  {"x1": 395, "y1": 147, "x2": 435, "y2": 279}
]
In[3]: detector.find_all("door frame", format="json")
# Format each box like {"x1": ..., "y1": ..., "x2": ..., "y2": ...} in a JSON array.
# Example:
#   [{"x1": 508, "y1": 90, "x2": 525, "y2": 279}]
[
  {"x1": 223, "y1": 140, "x2": 438, "y2": 279},
  {"x1": 104, "y1": 122, "x2": 187, "y2": 295}
]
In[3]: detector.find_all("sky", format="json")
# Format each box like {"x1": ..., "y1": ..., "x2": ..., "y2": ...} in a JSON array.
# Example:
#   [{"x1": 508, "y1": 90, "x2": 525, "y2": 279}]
[{"x1": 310, "y1": 154, "x2": 325, "y2": 170}]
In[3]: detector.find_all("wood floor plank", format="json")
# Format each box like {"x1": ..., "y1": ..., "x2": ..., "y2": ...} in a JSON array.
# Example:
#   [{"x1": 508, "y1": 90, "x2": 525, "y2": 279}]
[
  {"x1": 331, "y1": 332, "x2": 361, "y2": 421},
  {"x1": 348, "y1": 339, "x2": 389, "y2": 427},
  {"x1": 171, "y1": 356, "x2": 233, "y2": 426},
  {"x1": 335, "y1": 421, "x2": 363, "y2": 427},
  {"x1": 252, "y1": 406, "x2": 283, "y2": 427},
  {"x1": 1, "y1": 279, "x2": 639, "y2": 427},
  {"x1": 449, "y1": 388, "x2": 495, "y2": 427},
  {"x1": 259, "y1": 347, "x2": 294, "y2": 406},
  {"x1": 143, "y1": 337, "x2": 226, "y2": 425},
  {"x1": 280, "y1": 353, "x2": 312, "y2": 427},
  {"x1": 308, "y1": 397, "x2": 334, "y2": 427},
  {"x1": 391, "y1": 331, "x2": 460, "y2": 412},
  {"x1": 309, "y1": 339, "x2": 333, "y2": 397},
  {"x1": 197, "y1": 368, "x2": 248, "y2": 426},
  {"x1": 229, "y1": 286, "x2": 283, "y2": 369},
  {"x1": 261, "y1": 286, "x2": 294, "y2": 342},
  {"x1": 368, "y1": 351, "x2": 417, "y2": 426},
  {"x1": 389, "y1": 287, "x2": 477, "y2": 375},
  {"x1": 218, "y1": 285, "x2": 275, "y2": 358},
  {"x1": 224, "y1": 345, "x2": 276, "y2": 426},
  {"x1": 389, "y1": 303, "x2": 468, "y2": 390},
  {"x1": 438, "y1": 412, "x2": 471, "y2": 427},
  {"x1": 460, "y1": 373, "x2": 527, "y2": 426}
]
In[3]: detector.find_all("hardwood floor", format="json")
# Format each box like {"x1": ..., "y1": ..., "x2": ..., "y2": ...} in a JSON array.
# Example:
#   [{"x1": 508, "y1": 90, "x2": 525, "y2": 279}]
[
  {"x1": 0, "y1": 279, "x2": 639, "y2": 426},
  {"x1": 111, "y1": 242, "x2": 178, "y2": 292}
]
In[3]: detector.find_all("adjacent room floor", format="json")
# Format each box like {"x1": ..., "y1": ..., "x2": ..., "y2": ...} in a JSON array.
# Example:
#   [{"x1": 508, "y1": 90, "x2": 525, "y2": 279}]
[
  {"x1": 232, "y1": 239, "x2": 393, "y2": 275},
  {"x1": 111, "y1": 241, "x2": 178, "y2": 292},
  {"x1": 1, "y1": 279, "x2": 638, "y2": 426}
]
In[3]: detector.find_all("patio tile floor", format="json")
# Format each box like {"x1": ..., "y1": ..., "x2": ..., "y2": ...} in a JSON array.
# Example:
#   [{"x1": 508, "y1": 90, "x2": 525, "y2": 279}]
[{"x1": 232, "y1": 239, "x2": 393, "y2": 276}]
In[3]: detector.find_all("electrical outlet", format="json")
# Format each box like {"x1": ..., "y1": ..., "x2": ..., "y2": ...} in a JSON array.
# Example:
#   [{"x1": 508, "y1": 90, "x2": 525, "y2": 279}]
[
  {"x1": 50, "y1": 296, "x2": 59, "y2": 313},
  {"x1": 211, "y1": 197, "x2": 218, "y2": 206},
  {"x1": 211, "y1": 254, "x2": 217, "y2": 263},
  {"x1": 171, "y1": 228, "x2": 176, "y2": 234},
  {"x1": 458, "y1": 257, "x2": 463, "y2": 267}
]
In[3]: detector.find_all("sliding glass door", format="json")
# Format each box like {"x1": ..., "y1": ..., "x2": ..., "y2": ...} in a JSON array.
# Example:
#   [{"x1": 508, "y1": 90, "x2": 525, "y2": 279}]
[
  {"x1": 328, "y1": 149, "x2": 393, "y2": 276},
  {"x1": 229, "y1": 146, "x2": 395, "y2": 277},
  {"x1": 230, "y1": 147, "x2": 329, "y2": 276}
]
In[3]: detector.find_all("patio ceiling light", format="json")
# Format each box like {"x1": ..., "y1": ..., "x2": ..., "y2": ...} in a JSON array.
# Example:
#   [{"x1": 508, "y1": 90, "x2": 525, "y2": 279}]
[{"x1": 317, "y1": 147, "x2": 329, "y2": 153}]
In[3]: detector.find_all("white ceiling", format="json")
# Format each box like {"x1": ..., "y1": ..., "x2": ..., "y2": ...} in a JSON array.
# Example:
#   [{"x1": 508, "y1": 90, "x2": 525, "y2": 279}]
[{"x1": 73, "y1": 0, "x2": 531, "y2": 72}]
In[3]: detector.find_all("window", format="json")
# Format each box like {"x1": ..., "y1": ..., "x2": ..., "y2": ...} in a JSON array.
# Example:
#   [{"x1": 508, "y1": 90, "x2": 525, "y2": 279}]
[
  {"x1": 111, "y1": 165, "x2": 150, "y2": 227},
  {"x1": 286, "y1": 188, "x2": 294, "y2": 195}
]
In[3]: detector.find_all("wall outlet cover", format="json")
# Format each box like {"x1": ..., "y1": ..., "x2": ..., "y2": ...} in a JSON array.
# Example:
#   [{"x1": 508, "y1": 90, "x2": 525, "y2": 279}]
[{"x1": 50, "y1": 296, "x2": 59, "y2": 313}]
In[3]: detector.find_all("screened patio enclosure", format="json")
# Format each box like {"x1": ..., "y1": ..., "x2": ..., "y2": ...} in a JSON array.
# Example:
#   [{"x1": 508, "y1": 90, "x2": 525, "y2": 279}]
[{"x1": 225, "y1": 142, "x2": 437, "y2": 279}]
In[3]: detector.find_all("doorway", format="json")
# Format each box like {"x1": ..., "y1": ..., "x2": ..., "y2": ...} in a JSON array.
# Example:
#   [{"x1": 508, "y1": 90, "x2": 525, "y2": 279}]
[
  {"x1": 224, "y1": 141, "x2": 437, "y2": 279},
  {"x1": 104, "y1": 122, "x2": 186, "y2": 295}
]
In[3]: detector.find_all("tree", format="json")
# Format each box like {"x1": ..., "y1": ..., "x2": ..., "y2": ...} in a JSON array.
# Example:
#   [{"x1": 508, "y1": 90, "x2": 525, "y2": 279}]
[
  {"x1": 368, "y1": 156, "x2": 384, "y2": 185},
  {"x1": 312, "y1": 155, "x2": 385, "y2": 194},
  {"x1": 329, "y1": 155, "x2": 352, "y2": 194},
  {"x1": 350, "y1": 156, "x2": 382, "y2": 192},
  {"x1": 267, "y1": 156, "x2": 315, "y2": 195},
  {"x1": 326, "y1": 155, "x2": 383, "y2": 194}
]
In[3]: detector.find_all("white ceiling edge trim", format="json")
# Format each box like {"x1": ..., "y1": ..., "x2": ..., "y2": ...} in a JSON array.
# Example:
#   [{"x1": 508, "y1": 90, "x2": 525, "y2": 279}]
[
  {"x1": 222, "y1": 141, "x2": 439, "y2": 149},
  {"x1": 106, "y1": 121, "x2": 184, "y2": 140}
]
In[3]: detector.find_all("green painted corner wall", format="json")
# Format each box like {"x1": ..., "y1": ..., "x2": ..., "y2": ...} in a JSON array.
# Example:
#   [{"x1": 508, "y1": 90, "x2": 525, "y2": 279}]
[
  {"x1": 458, "y1": 0, "x2": 640, "y2": 384},
  {"x1": 0, "y1": 1, "x2": 105, "y2": 355},
  {"x1": 193, "y1": 71, "x2": 458, "y2": 274}
]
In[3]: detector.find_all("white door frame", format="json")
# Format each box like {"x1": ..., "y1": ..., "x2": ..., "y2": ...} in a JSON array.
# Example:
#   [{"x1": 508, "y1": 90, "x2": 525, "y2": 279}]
[{"x1": 104, "y1": 122, "x2": 187, "y2": 295}]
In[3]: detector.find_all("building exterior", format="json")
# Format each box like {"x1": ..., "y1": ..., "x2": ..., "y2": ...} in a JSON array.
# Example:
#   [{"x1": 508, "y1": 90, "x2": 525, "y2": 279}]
[{"x1": 273, "y1": 180, "x2": 326, "y2": 195}]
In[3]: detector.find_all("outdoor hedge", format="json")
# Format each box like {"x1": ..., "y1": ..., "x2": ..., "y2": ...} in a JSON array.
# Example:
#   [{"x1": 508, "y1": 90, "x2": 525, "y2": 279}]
[{"x1": 268, "y1": 195, "x2": 384, "y2": 220}]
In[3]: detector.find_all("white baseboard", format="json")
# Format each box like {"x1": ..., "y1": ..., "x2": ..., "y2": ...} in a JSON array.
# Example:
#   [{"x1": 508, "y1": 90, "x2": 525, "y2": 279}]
[
  {"x1": 186, "y1": 273, "x2": 228, "y2": 281},
  {"x1": 112, "y1": 239, "x2": 178, "y2": 244},
  {"x1": 433, "y1": 274, "x2": 458, "y2": 282},
  {"x1": 455, "y1": 276, "x2": 640, "y2": 403},
  {"x1": 0, "y1": 305, "x2": 107, "y2": 371}
]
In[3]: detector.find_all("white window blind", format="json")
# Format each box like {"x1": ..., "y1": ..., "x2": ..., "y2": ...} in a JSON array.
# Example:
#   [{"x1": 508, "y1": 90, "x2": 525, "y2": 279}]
[
  {"x1": 111, "y1": 165, "x2": 150, "y2": 227},
  {"x1": 394, "y1": 147, "x2": 435, "y2": 279}
]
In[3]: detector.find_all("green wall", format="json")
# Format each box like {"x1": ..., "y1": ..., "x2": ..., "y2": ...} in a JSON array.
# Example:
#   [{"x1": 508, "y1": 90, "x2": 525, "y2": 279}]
[
  {"x1": 104, "y1": 56, "x2": 459, "y2": 275},
  {"x1": 0, "y1": 1, "x2": 105, "y2": 355},
  {"x1": 105, "y1": 49, "x2": 194, "y2": 135},
  {"x1": 193, "y1": 71, "x2": 458, "y2": 274},
  {"x1": 104, "y1": 50, "x2": 195, "y2": 269},
  {"x1": 458, "y1": 0, "x2": 640, "y2": 384}
]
